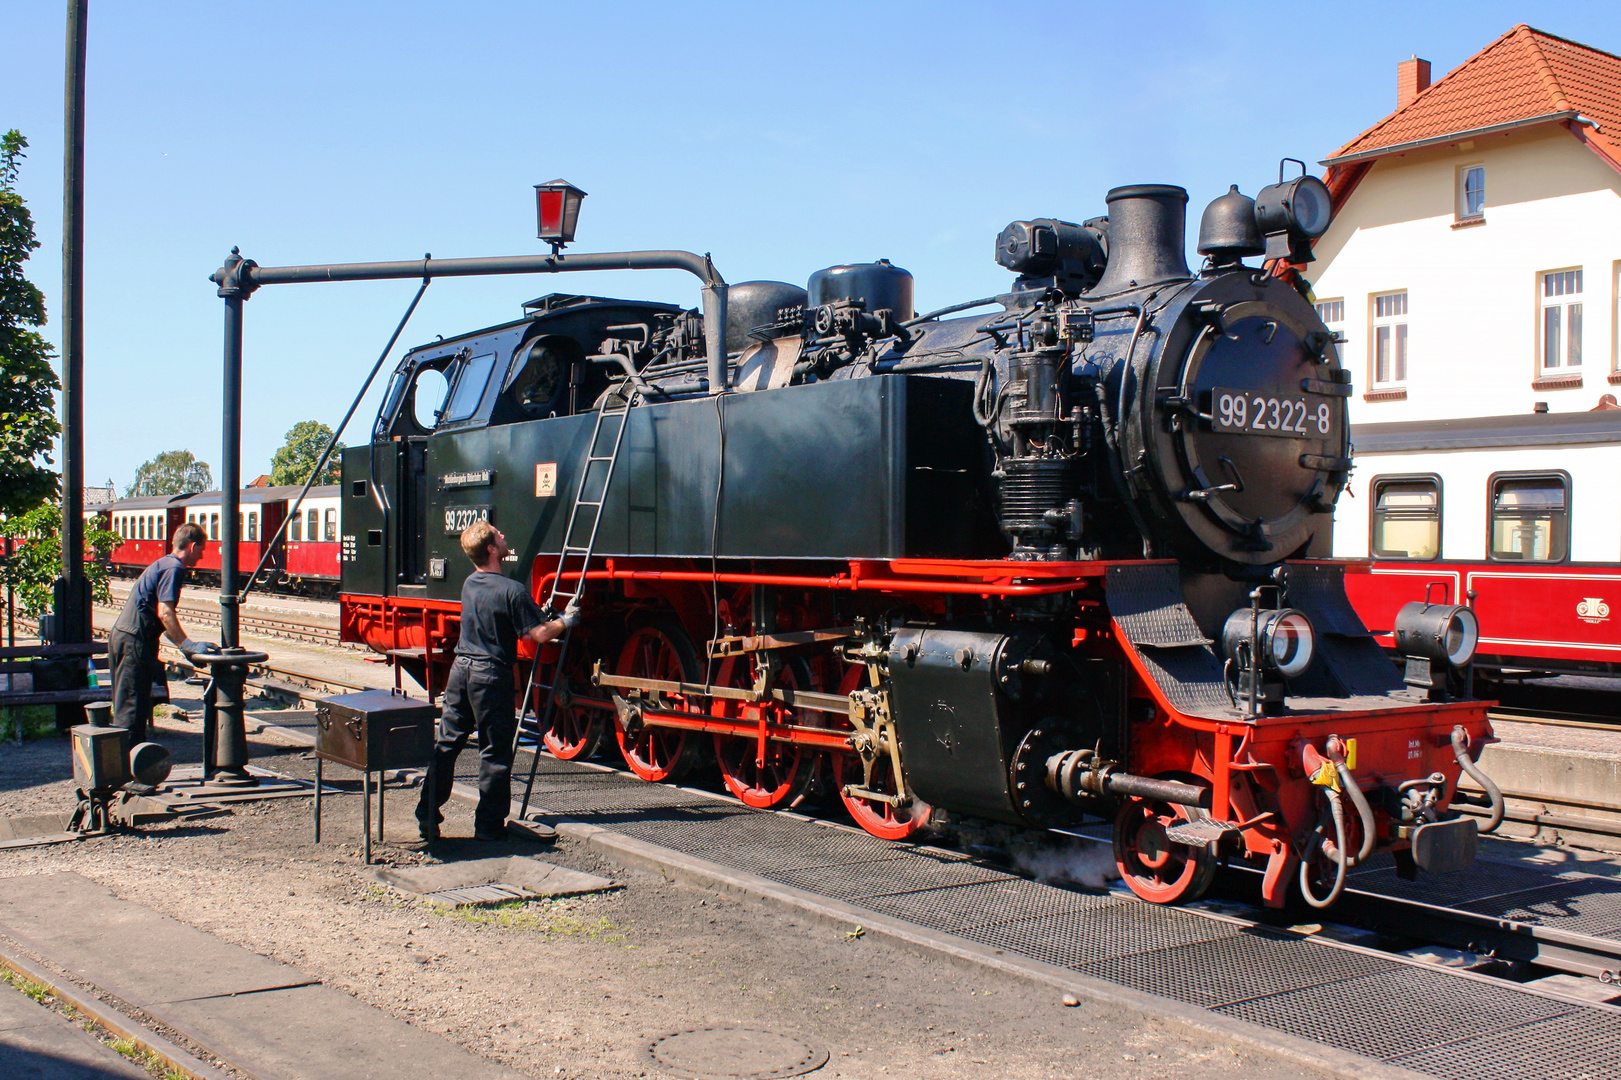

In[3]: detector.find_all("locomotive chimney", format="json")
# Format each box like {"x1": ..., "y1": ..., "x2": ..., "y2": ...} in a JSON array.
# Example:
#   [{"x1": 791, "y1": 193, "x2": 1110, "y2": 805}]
[{"x1": 1088, "y1": 185, "x2": 1191, "y2": 297}]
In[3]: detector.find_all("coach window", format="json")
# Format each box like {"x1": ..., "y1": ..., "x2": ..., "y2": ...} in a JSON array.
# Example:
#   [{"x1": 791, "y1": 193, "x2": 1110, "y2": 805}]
[
  {"x1": 1489, "y1": 474, "x2": 1570, "y2": 562},
  {"x1": 324, "y1": 508, "x2": 338, "y2": 541},
  {"x1": 307, "y1": 509, "x2": 319, "y2": 542},
  {"x1": 210, "y1": 514, "x2": 219, "y2": 541},
  {"x1": 1371, "y1": 477, "x2": 1440, "y2": 559},
  {"x1": 290, "y1": 514, "x2": 301, "y2": 542},
  {"x1": 247, "y1": 512, "x2": 258, "y2": 542}
]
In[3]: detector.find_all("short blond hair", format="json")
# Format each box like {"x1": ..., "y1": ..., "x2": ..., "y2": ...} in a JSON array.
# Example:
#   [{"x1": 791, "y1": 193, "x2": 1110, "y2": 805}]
[{"x1": 460, "y1": 520, "x2": 498, "y2": 564}]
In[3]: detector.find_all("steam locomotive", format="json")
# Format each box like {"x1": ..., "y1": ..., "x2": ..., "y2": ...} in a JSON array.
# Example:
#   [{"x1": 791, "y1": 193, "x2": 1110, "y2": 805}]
[{"x1": 338, "y1": 169, "x2": 1500, "y2": 908}]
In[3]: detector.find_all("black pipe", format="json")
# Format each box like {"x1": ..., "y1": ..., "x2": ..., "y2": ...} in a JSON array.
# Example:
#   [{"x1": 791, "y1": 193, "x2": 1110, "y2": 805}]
[
  {"x1": 213, "y1": 251, "x2": 253, "y2": 649},
  {"x1": 1103, "y1": 772, "x2": 1211, "y2": 808},
  {"x1": 216, "y1": 248, "x2": 731, "y2": 395},
  {"x1": 55, "y1": 0, "x2": 89, "y2": 650}
]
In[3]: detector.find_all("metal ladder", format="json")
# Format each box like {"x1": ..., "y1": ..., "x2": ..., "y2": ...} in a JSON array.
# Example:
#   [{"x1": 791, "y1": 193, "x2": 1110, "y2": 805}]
[{"x1": 517, "y1": 389, "x2": 640, "y2": 818}]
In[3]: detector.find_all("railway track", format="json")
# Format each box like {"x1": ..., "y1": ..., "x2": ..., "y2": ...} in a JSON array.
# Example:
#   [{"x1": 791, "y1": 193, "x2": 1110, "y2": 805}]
[{"x1": 86, "y1": 599, "x2": 352, "y2": 650}]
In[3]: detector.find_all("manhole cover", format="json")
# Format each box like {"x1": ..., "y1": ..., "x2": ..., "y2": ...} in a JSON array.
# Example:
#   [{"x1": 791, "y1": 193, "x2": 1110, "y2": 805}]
[{"x1": 645, "y1": 1028, "x2": 827, "y2": 1080}]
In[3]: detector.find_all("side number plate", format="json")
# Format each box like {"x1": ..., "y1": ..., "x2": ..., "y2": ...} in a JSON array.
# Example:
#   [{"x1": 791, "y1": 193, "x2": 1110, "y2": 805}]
[
  {"x1": 1211, "y1": 386, "x2": 1335, "y2": 439},
  {"x1": 443, "y1": 504, "x2": 493, "y2": 535}
]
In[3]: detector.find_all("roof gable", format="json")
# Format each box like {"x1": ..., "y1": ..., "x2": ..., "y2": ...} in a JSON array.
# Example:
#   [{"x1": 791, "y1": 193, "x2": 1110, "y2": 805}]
[{"x1": 1327, "y1": 26, "x2": 1621, "y2": 172}]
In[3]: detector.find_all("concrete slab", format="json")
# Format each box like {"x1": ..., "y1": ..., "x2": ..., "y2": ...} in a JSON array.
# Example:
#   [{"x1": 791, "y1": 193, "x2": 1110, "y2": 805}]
[
  {"x1": 0, "y1": 873, "x2": 310, "y2": 1007},
  {"x1": 149, "y1": 984, "x2": 526, "y2": 1080},
  {"x1": 371, "y1": 855, "x2": 613, "y2": 903},
  {"x1": 0, "y1": 985, "x2": 148, "y2": 1078}
]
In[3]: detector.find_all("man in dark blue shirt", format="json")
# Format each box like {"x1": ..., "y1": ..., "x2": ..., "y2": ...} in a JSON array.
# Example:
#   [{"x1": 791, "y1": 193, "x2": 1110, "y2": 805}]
[
  {"x1": 416, "y1": 521, "x2": 576, "y2": 842},
  {"x1": 108, "y1": 521, "x2": 216, "y2": 744}
]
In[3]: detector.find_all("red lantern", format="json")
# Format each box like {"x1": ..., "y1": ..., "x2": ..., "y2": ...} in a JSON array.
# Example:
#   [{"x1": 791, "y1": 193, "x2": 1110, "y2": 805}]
[{"x1": 535, "y1": 179, "x2": 587, "y2": 251}]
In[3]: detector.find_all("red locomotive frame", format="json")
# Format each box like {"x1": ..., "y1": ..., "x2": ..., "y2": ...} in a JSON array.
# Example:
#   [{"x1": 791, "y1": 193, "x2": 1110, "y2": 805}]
[{"x1": 342, "y1": 555, "x2": 1491, "y2": 908}]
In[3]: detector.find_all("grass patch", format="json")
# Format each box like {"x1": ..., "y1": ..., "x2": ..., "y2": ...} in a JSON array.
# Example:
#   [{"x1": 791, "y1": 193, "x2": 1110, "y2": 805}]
[
  {"x1": 1, "y1": 966, "x2": 52, "y2": 1003},
  {"x1": 431, "y1": 898, "x2": 626, "y2": 942}
]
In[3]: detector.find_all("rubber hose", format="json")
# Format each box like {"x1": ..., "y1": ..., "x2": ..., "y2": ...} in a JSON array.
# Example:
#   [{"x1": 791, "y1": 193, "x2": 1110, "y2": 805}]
[
  {"x1": 1451, "y1": 726, "x2": 1504, "y2": 833},
  {"x1": 1335, "y1": 761, "x2": 1377, "y2": 865},
  {"x1": 1299, "y1": 788, "x2": 1348, "y2": 909}
]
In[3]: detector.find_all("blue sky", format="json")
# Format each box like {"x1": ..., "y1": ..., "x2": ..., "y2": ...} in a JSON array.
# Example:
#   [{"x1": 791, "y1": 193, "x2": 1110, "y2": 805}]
[{"x1": 8, "y1": 1, "x2": 1619, "y2": 493}]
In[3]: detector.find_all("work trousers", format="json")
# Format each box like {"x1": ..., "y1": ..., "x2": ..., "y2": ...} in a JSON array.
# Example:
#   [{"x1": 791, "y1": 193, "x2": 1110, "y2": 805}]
[
  {"x1": 416, "y1": 656, "x2": 518, "y2": 837},
  {"x1": 108, "y1": 628, "x2": 163, "y2": 746}
]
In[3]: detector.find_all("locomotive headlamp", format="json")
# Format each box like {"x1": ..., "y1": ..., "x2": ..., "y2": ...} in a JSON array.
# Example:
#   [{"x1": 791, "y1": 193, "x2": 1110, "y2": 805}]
[
  {"x1": 1394, "y1": 602, "x2": 1479, "y2": 669},
  {"x1": 1223, "y1": 607, "x2": 1316, "y2": 679},
  {"x1": 1254, "y1": 161, "x2": 1332, "y2": 263},
  {"x1": 535, "y1": 179, "x2": 587, "y2": 251}
]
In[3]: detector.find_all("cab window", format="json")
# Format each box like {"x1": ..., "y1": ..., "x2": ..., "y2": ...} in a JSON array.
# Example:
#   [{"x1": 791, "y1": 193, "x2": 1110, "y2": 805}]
[
  {"x1": 443, "y1": 352, "x2": 498, "y2": 423},
  {"x1": 1371, "y1": 477, "x2": 1440, "y2": 559},
  {"x1": 1490, "y1": 474, "x2": 1569, "y2": 562},
  {"x1": 505, "y1": 339, "x2": 570, "y2": 417}
]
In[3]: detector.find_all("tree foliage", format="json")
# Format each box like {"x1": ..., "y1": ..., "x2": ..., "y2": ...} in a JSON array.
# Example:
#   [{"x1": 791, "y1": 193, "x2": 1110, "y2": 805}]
[
  {"x1": 270, "y1": 420, "x2": 343, "y2": 487},
  {"x1": 127, "y1": 449, "x2": 212, "y2": 497},
  {"x1": 0, "y1": 502, "x2": 121, "y2": 618},
  {"x1": 0, "y1": 131, "x2": 62, "y2": 518}
]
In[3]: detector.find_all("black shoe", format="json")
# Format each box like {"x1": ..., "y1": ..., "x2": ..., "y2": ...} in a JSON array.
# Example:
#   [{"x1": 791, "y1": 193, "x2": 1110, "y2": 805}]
[
  {"x1": 472, "y1": 826, "x2": 506, "y2": 841},
  {"x1": 418, "y1": 821, "x2": 440, "y2": 843}
]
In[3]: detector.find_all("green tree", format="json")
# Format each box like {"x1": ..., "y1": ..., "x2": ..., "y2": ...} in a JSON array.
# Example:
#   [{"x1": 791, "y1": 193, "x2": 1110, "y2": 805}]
[
  {"x1": 0, "y1": 131, "x2": 62, "y2": 517},
  {"x1": 269, "y1": 420, "x2": 343, "y2": 486},
  {"x1": 126, "y1": 449, "x2": 211, "y2": 497},
  {"x1": 0, "y1": 502, "x2": 121, "y2": 617}
]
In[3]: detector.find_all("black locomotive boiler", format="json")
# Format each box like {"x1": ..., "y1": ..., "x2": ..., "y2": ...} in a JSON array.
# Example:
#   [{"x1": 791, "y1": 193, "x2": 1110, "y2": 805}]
[{"x1": 339, "y1": 170, "x2": 1499, "y2": 908}]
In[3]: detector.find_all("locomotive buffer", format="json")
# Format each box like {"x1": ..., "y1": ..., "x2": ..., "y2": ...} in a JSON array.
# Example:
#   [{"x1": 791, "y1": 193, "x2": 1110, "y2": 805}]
[{"x1": 517, "y1": 388, "x2": 642, "y2": 817}]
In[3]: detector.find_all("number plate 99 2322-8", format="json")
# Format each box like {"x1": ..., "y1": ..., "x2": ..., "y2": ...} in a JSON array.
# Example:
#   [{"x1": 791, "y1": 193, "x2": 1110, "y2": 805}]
[
  {"x1": 443, "y1": 504, "x2": 493, "y2": 535},
  {"x1": 1210, "y1": 386, "x2": 1335, "y2": 439}
]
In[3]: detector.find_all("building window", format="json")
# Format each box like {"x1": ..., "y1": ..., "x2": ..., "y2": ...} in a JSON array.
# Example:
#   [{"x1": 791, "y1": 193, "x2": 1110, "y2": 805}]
[
  {"x1": 1541, "y1": 269, "x2": 1583, "y2": 369},
  {"x1": 1316, "y1": 299, "x2": 1346, "y2": 365},
  {"x1": 1490, "y1": 474, "x2": 1569, "y2": 562},
  {"x1": 1372, "y1": 291, "x2": 1408, "y2": 385},
  {"x1": 1458, "y1": 165, "x2": 1485, "y2": 220},
  {"x1": 324, "y1": 508, "x2": 338, "y2": 541},
  {"x1": 1371, "y1": 477, "x2": 1440, "y2": 559}
]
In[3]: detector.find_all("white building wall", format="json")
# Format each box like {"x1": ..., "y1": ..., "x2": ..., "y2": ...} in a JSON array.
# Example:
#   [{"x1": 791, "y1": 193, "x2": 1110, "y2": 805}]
[{"x1": 1308, "y1": 126, "x2": 1621, "y2": 425}]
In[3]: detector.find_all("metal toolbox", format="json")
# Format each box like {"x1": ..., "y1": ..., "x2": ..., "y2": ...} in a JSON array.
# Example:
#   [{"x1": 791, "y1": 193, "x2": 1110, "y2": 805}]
[{"x1": 314, "y1": 690, "x2": 437, "y2": 772}]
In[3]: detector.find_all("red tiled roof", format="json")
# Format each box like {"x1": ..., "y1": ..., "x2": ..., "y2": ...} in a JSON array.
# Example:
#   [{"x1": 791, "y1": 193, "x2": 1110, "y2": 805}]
[{"x1": 1328, "y1": 25, "x2": 1621, "y2": 171}]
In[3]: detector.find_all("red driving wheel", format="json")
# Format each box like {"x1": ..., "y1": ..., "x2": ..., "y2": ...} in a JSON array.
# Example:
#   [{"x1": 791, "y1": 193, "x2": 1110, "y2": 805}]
[
  {"x1": 712, "y1": 655, "x2": 819, "y2": 809},
  {"x1": 832, "y1": 664, "x2": 930, "y2": 841},
  {"x1": 613, "y1": 623, "x2": 702, "y2": 783},
  {"x1": 1113, "y1": 793, "x2": 1218, "y2": 905},
  {"x1": 539, "y1": 646, "x2": 605, "y2": 761}
]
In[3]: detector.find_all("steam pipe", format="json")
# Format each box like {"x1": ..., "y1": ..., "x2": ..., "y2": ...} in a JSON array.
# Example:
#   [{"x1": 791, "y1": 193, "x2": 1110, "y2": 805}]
[{"x1": 1451, "y1": 726, "x2": 1503, "y2": 833}]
